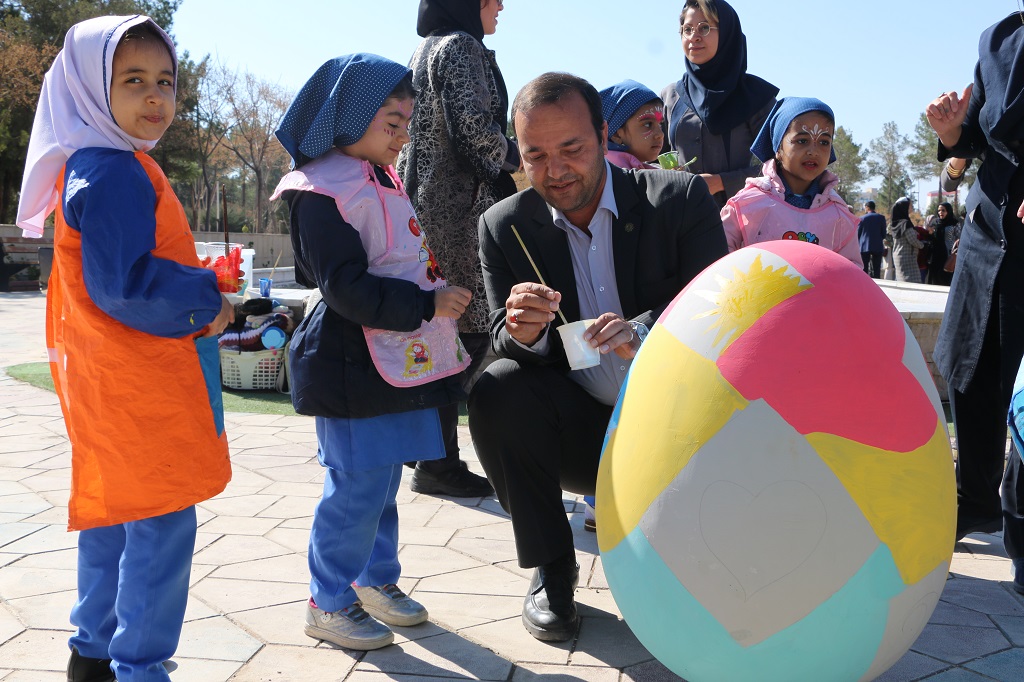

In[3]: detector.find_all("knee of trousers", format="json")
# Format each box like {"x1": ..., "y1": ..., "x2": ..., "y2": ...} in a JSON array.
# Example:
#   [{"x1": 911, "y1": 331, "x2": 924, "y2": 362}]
[
  {"x1": 468, "y1": 359, "x2": 562, "y2": 469},
  {"x1": 468, "y1": 359, "x2": 551, "y2": 425}
]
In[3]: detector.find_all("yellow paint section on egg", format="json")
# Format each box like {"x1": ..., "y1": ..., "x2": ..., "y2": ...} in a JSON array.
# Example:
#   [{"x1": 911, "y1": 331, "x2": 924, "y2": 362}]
[
  {"x1": 597, "y1": 328, "x2": 749, "y2": 553},
  {"x1": 808, "y1": 423, "x2": 956, "y2": 585}
]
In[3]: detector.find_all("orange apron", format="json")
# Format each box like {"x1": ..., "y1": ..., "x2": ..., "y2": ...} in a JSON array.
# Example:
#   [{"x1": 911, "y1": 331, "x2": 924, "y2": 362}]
[{"x1": 47, "y1": 151, "x2": 231, "y2": 531}]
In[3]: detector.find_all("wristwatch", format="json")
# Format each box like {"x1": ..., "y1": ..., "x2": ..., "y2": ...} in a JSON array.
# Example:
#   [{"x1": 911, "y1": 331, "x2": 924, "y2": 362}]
[{"x1": 629, "y1": 320, "x2": 650, "y2": 345}]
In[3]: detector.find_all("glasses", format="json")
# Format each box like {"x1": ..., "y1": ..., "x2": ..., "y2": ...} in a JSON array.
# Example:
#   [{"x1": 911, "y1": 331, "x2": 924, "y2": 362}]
[{"x1": 680, "y1": 22, "x2": 717, "y2": 38}]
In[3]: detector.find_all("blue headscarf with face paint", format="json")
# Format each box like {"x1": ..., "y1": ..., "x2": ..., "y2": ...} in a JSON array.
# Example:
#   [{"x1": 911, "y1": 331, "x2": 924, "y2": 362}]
[
  {"x1": 749, "y1": 97, "x2": 838, "y2": 165},
  {"x1": 276, "y1": 53, "x2": 411, "y2": 168},
  {"x1": 600, "y1": 80, "x2": 661, "y2": 153}
]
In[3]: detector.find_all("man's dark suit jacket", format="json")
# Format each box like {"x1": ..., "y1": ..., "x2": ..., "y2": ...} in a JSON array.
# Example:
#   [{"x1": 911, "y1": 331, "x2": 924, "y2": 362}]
[{"x1": 477, "y1": 164, "x2": 728, "y2": 370}]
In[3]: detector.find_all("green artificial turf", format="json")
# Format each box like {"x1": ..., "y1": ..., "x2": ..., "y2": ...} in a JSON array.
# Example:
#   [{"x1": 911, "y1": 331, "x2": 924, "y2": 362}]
[
  {"x1": 5, "y1": 362, "x2": 470, "y2": 424},
  {"x1": 6, "y1": 362, "x2": 296, "y2": 416}
]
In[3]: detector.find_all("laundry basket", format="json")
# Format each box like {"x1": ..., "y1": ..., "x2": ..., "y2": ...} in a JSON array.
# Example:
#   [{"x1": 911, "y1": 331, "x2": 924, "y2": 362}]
[{"x1": 219, "y1": 343, "x2": 288, "y2": 390}]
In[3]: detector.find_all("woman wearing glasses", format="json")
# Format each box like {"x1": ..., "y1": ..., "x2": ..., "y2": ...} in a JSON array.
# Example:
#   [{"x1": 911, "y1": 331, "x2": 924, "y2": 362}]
[{"x1": 661, "y1": 0, "x2": 778, "y2": 207}]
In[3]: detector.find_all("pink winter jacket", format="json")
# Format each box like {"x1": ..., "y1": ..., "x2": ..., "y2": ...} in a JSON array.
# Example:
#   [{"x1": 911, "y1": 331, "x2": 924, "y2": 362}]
[
  {"x1": 606, "y1": 150, "x2": 656, "y2": 171},
  {"x1": 720, "y1": 159, "x2": 861, "y2": 266}
]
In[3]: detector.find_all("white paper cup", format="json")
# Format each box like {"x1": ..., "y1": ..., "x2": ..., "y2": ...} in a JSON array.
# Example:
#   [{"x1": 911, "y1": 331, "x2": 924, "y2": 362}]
[{"x1": 557, "y1": 319, "x2": 602, "y2": 370}]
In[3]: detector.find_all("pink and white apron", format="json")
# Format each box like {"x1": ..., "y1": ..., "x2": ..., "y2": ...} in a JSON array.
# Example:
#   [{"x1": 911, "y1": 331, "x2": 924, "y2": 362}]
[{"x1": 272, "y1": 151, "x2": 469, "y2": 387}]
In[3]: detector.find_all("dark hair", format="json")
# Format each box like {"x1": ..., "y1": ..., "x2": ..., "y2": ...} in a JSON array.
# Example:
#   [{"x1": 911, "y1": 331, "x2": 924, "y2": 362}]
[
  {"x1": 865, "y1": 200, "x2": 875, "y2": 211},
  {"x1": 937, "y1": 202, "x2": 956, "y2": 226},
  {"x1": 385, "y1": 73, "x2": 417, "y2": 102},
  {"x1": 890, "y1": 197, "x2": 911, "y2": 223},
  {"x1": 118, "y1": 21, "x2": 174, "y2": 63},
  {"x1": 679, "y1": 0, "x2": 719, "y2": 30},
  {"x1": 511, "y1": 72, "x2": 604, "y2": 141}
]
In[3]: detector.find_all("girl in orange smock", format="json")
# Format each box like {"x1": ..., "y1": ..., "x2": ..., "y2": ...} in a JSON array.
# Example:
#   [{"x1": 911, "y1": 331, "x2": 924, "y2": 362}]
[{"x1": 16, "y1": 15, "x2": 233, "y2": 682}]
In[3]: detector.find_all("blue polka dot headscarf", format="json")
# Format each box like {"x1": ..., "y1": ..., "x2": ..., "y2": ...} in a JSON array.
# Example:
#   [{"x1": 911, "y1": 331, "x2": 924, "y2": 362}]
[
  {"x1": 599, "y1": 80, "x2": 660, "y2": 152},
  {"x1": 749, "y1": 96, "x2": 837, "y2": 164},
  {"x1": 276, "y1": 53, "x2": 411, "y2": 168}
]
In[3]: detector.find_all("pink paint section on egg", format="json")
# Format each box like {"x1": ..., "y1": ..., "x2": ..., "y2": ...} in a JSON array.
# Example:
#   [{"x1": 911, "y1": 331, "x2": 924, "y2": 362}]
[{"x1": 715, "y1": 240, "x2": 937, "y2": 453}]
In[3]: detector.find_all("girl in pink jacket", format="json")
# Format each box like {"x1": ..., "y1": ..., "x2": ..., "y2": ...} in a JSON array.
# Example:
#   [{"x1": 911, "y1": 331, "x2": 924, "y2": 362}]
[{"x1": 720, "y1": 97, "x2": 861, "y2": 266}]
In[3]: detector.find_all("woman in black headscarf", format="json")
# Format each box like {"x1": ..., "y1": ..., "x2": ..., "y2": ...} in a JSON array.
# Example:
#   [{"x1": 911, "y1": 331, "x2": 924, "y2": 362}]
[
  {"x1": 397, "y1": 0, "x2": 518, "y2": 498},
  {"x1": 926, "y1": 202, "x2": 958, "y2": 285},
  {"x1": 887, "y1": 197, "x2": 924, "y2": 283},
  {"x1": 660, "y1": 0, "x2": 778, "y2": 207},
  {"x1": 927, "y1": 10, "x2": 1024, "y2": 591}
]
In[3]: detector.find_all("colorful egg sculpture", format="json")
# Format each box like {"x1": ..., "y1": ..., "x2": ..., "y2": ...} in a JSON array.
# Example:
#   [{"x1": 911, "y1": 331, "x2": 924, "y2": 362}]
[{"x1": 596, "y1": 240, "x2": 955, "y2": 682}]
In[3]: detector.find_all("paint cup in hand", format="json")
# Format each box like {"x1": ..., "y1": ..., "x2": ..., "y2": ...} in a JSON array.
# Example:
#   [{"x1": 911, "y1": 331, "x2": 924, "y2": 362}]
[
  {"x1": 657, "y1": 151, "x2": 680, "y2": 170},
  {"x1": 557, "y1": 319, "x2": 602, "y2": 370},
  {"x1": 259, "y1": 277, "x2": 272, "y2": 298}
]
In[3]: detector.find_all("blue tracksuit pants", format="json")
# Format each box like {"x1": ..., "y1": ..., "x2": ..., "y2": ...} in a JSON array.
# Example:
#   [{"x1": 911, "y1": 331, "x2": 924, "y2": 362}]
[
  {"x1": 69, "y1": 507, "x2": 196, "y2": 682},
  {"x1": 308, "y1": 464, "x2": 402, "y2": 612}
]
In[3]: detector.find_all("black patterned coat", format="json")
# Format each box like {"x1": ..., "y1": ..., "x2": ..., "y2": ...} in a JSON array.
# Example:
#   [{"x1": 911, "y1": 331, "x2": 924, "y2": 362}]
[{"x1": 398, "y1": 30, "x2": 519, "y2": 334}]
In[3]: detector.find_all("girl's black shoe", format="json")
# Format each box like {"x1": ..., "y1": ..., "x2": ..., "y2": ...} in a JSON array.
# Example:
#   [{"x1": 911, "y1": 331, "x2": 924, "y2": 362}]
[{"x1": 67, "y1": 646, "x2": 115, "y2": 682}]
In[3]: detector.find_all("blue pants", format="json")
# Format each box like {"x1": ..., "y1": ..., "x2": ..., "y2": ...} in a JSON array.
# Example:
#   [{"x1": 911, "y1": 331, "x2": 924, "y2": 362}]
[
  {"x1": 308, "y1": 464, "x2": 402, "y2": 612},
  {"x1": 69, "y1": 507, "x2": 197, "y2": 682}
]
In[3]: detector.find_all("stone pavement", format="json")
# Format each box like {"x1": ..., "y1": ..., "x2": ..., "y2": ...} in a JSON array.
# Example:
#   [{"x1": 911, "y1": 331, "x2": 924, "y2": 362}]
[{"x1": 1, "y1": 290, "x2": 1024, "y2": 682}]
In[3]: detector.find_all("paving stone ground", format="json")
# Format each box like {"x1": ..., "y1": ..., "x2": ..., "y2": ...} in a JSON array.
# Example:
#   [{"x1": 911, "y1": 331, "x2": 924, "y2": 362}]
[{"x1": 2, "y1": 290, "x2": 1023, "y2": 681}]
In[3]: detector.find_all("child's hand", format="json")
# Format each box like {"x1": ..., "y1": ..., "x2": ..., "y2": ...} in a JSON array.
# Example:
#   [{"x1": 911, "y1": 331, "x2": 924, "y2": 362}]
[
  {"x1": 202, "y1": 295, "x2": 235, "y2": 337},
  {"x1": 926, "y1": 84, "x2": 973, "y2": 149},
  {"x1": 434, "y1": 286, "x2": 472, "y2": 319},
  {"x1": 700, "y1": 173, "x2": 724, "y2": 194}
]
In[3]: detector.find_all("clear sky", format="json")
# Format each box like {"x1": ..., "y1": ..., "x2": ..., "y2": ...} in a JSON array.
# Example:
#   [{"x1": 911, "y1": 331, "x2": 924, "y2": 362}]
[{"x1": 171, "y1": 0, "x2": 1010, "y2": 193}]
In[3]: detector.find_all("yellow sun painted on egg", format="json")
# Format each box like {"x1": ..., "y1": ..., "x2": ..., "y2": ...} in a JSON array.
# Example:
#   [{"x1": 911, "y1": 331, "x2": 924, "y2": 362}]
[{"x1": 694, "y1": 254, "x2": 812, "y2": 351}]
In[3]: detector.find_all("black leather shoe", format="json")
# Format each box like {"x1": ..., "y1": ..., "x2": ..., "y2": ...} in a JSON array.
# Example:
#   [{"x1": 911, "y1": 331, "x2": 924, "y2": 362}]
[
  {"x1": 410, "y1": 461, "x2": 494, "y2": 497},
  {"x1": 1013, "y1": 559, "x2": 1024, "y2": 596},
  {"x1": 955, "y1": 514, "x2": 1002, "y2": 541},
  {"x1": 67, "y1": 646, "x2": 115, "y2": 682},
  {"x1": 522, "y1": 555, "x2": 580, "y2": 642}
]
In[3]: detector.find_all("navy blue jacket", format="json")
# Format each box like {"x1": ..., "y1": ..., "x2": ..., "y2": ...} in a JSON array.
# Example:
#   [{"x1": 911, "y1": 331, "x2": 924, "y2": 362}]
[
  {"x1": 934, "y1": 14, "x2": 1024, "y2": 392},
  {"x1": 857, "y1": 212, "x2": 887, "y2": 254},
  {"x1": 283, "y1": 188, "x2": 465, "y2": 418}
]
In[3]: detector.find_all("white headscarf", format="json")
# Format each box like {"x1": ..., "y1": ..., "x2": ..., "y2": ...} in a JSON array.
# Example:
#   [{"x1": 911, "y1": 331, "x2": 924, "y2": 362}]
[{"x1": 16, "y1": 15, "x2": 176, "y2": 237}]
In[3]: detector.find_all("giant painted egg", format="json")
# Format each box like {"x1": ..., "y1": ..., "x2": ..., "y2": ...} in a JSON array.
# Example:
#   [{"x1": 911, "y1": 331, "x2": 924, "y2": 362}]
[{"x1": 596, "y1": 240, "x2": 955, "y2": 682}]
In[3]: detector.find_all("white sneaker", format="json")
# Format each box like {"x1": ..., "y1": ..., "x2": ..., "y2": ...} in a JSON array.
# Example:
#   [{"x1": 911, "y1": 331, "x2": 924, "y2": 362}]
[
  {"x1": 353, "y1": 584, "x2": 428, "y2": 626},
  {"x1": 304, "y1": 599, "x2": 393, "y2": 650},
  {"x1": 584, "y1": 503, "x2": 597, "y2": 532}
]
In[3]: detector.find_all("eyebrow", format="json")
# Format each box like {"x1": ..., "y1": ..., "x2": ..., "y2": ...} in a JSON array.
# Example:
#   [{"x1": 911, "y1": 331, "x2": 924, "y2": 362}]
[
  {"x1": 117, "y1": 66, "x2": 174, "y2": 77},
  {"x1": 383, "y1": 109, "x2": 411, "y2": 123},
  {"x1": 522, "y1": 136, "x2": 586, "y2": 154}
]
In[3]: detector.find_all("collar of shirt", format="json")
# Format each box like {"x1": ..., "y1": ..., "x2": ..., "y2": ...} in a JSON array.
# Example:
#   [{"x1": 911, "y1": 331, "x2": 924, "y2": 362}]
[{"x1": 550, "y1": 161, "x2": 618, "y2": 233}]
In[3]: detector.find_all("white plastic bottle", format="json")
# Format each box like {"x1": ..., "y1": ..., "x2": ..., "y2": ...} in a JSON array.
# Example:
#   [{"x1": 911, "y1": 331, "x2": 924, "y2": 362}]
[{"x1": 239, "y1": 248, "x2": 255, "y2": 295}]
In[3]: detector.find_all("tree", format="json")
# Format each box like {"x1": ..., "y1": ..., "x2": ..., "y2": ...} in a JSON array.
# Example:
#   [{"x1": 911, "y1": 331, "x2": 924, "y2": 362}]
[
  {"x1": 219, "y1": 69, "x2": 291, "y2": 233},
  {"x1": 876, "y1": 171, "x2": 913, "y2": 214},
  {"x1": 867, "y1": 121, "x2": 912, "y2": 215},
  {"x1": 830, "y1": 126, "x2": 865, "y2": 203},
  {"x1": 1, "y1": 1, "x2": 180, "y2": 47},
  {"x1": 907, "y1": 113, "x2": 944, "y2": 182},
  {"x1": 184, "y1": 58, "x2": 231, "y2": 232},
  {"x1": 0, "y1": 25, "x2": 53, "y2": 221}
]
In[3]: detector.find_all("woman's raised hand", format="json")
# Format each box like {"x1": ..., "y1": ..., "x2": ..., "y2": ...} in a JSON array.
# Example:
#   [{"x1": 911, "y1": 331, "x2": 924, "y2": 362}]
[{"x1": 926, "y1": 84, "x2": 973, "y2": 149}]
